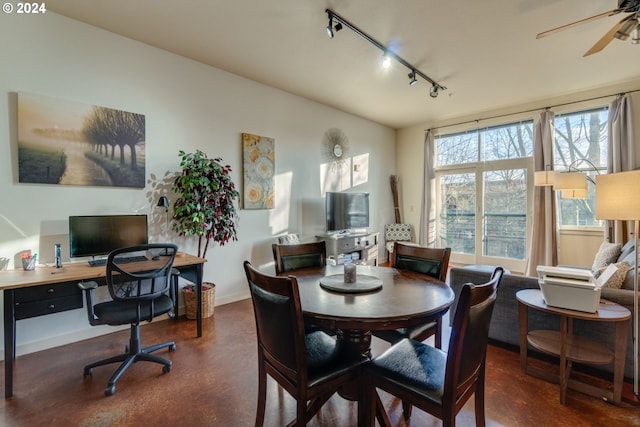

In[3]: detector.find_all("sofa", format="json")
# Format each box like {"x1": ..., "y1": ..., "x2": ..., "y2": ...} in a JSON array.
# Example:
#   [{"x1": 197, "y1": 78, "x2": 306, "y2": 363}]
[{"x1": 448, "y1": 241, "x2": 637, "y2": 380}]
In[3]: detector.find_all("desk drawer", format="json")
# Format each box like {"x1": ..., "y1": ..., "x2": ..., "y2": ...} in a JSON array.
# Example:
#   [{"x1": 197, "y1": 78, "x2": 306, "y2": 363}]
[
  {"x1": 14, "y1": 281, "x2": 82, "y2": 303},
  {"x1": 15, "y1": 295, "x2": 83, "y2": 320},
  {"x1": 13, "y1": 281, "x2": 83, "y2": 319}
]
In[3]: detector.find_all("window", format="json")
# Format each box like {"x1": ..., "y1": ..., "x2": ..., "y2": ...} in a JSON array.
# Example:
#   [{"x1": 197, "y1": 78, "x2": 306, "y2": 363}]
[
  {"x1": 553, "y1": 108, "x2": 608, "y2": 228},
  {"x1": 436, "y1": 121, "x2": 533, "y2": 269}
]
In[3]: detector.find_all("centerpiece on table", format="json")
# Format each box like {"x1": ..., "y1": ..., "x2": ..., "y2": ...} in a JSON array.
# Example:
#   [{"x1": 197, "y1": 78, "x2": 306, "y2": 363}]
[{"x1": 171, "y1": 149, "x2": 239, "y2": 319}]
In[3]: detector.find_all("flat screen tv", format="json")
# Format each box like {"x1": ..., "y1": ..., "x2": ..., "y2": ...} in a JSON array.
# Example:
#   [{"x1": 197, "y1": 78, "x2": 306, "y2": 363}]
[
  {"x1": 326, "y1": 192, "x2": 370, "y2": 232},
  {"x1": 69, "y1": 214, "x2": 149, "y2": 258}
]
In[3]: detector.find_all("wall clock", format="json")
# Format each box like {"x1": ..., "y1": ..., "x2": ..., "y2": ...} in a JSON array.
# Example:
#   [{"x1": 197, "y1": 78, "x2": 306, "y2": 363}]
[{"x1": 322, "y1": 128, "x2": 350, "y2": 168}]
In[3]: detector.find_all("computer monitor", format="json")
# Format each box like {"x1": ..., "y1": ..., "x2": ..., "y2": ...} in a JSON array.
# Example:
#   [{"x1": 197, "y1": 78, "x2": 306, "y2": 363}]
[{"x1": 69, "y1": 214, "x2": 148, "y2": 258}]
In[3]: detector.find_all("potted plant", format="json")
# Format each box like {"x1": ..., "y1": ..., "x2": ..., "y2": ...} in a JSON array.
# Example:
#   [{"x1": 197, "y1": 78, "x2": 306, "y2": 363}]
[{"x1": 171, "y1": 149, "x2": 240, "y2": 318}]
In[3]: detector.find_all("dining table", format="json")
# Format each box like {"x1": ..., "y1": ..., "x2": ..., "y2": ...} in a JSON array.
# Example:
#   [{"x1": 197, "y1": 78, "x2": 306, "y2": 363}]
[{"x1": 283, "y1": 263, "x2": 455, "y2": 360}]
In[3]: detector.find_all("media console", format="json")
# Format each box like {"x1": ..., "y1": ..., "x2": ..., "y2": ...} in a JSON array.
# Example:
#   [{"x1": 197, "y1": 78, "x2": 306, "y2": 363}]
[{"x1": 316, "y1": 231, "x2": 379, "y2": 266}]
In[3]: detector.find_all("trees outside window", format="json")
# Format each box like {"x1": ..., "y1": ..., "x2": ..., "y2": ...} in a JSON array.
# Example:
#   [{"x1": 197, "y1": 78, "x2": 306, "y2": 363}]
[
  {"x1": 436, "y1": 121, "x2": 533, "y2": 269},
  {"x1": 553, "y1": 108, "x2": 608, "y2": 228},
  {"x1": 434, "y1": 107, "x2": 608, "y2": 270}
]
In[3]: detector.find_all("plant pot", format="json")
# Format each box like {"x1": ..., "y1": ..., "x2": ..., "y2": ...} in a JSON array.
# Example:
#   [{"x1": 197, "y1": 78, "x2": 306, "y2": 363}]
[{"x1": 183, "y1": 282, "x2": 216, "y2": 319}]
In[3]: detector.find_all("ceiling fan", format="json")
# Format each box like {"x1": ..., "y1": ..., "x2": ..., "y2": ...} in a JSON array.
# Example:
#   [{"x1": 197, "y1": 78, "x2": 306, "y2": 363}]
[{"x1": 536, "y1": 0, "x2": 640, "y2": 56}]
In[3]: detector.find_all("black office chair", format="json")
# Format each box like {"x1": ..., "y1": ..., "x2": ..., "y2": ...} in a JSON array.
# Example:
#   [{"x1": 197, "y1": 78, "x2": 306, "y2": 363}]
[
  {"x1": 78, "y1": 243, "x2": 178, "y2": 396},
  {"x1": 373, "y1": 242, "x2": 451, "y2": 349},
  {"x1": 243, "y1": 261, "x2": 367, "y2": 427},
  {"x1": 362, "y1": 267, "x2": 504, "y2": 426}
]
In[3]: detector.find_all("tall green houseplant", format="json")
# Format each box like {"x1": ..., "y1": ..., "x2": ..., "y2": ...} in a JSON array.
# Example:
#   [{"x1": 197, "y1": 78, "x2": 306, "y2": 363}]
[{"x1": 172, "y1": 150, "x2": 239, "y2": 258}]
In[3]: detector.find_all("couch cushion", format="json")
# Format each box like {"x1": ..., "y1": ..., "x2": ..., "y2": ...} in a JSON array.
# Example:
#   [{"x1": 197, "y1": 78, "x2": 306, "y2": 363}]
[
  {"x1": 618, "y1": 240, "x2": 635, "y2": 261},
  {"x1": 617, "y1": 250, "x2": 637, "y2": 290},
  {"x1": 594, "y1": 262, "x2": 630, "y2": 289},
  {"x1": 591, "y1": 242, "x2": 622, "y2": 271}
]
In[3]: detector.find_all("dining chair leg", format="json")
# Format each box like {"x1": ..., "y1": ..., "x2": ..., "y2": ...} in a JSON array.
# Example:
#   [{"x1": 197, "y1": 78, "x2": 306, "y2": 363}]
[
  {"x1": 255, "y1": 365, "x2": 267, "y2": 427},
  {"x1": 474, "y1": 366, "x2": 486, "y2": 427},
  {"x1": 375, "y1": 391, "x2": 392, "y2": 427},
  {"x1": 402, "y1": 399, "x2": 413, "y2": 419},
  {"x1": 435, "y1": 317, "x2": 443, "y2": 349}
]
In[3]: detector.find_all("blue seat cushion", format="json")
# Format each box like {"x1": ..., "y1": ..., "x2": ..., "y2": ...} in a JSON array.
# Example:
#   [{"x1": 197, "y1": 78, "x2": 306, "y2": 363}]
[
  {"x1": 305, "y1": 331, "x2": 367, "y2": 388},
  {"x1": 368, "y1": 338, "x2": 446, "y2": 404}
]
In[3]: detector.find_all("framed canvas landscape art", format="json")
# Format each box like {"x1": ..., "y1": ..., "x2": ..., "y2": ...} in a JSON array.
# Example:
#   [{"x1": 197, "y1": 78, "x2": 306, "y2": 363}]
[
  {"x1": 242, "y1": 132, "x2": 275, "y2": 209},
  {"x1": 17, "y1": 92, "x2": 146, "y2": 188}
]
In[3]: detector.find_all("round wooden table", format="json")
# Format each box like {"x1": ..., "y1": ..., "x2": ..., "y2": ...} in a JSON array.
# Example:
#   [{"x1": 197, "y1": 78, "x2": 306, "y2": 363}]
[{"x1": 288, "y1": 264, "x2": 454, "y2": 359}]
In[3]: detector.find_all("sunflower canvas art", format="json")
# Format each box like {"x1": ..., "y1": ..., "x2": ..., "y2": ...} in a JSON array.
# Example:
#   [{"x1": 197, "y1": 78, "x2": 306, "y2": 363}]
[{"x1": 242, "y1": 133, "x2": 275, "y2": 209}]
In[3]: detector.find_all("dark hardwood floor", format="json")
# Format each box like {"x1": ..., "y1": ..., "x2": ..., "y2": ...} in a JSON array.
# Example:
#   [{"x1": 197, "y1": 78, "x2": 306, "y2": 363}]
[{"x1": 1, "y1": 298, "x2": 637, "y2": 426}]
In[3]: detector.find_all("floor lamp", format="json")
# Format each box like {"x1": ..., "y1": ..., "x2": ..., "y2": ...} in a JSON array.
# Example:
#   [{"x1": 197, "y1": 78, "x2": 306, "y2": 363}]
[{"x1": 596, "y1": 170, "x2": 640, "y2": 397}]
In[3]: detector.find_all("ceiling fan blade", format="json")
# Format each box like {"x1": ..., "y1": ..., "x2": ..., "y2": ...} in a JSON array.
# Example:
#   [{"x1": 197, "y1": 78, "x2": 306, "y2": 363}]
[
  {"x1": 536, "y1": 8, "x2": 622, "y2": 39},
  {"x1": 583, "y1": 14, "x2": 635, "y2": 57}
]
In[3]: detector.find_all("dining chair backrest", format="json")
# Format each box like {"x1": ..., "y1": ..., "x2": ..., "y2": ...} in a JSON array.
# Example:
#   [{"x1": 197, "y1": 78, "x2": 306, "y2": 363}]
[
  {"x1": 445, "y1": 266, "x2": 503, "y2": 403},
  {"x1": 391, "y1": 242, "x2": 451, "y2": 282},
  {"x1": 243, "y1": 260, "x2": 307, "y2": 379},
  {"x1": 272, "y1": 240, "x2": 327, "y2": 274}
]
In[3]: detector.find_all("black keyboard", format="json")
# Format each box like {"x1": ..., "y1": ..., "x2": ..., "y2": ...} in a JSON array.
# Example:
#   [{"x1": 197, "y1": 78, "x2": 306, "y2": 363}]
[{"x1": 88, "y1": 255, "x2": 148, "y2": 267}]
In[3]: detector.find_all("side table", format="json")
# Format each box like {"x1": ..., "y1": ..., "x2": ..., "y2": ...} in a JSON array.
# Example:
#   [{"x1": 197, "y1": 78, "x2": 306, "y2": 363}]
[{"x1": 517, "y1": 289, "x2": 630, "y2": 405}]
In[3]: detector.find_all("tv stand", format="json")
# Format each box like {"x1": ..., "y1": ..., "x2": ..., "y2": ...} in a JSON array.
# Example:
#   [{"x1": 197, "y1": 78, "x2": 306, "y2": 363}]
[{"x1": 316, "y1": 231, "x2": 379, "y2": 266}]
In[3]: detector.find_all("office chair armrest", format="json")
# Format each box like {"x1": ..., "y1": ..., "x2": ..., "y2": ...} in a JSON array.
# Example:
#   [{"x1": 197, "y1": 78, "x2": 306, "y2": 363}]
[
  {"x1": 78, "y1": 281, "x2": 99, "y2": 291},
  {"x1": 78, "y1": 280, "x2": 100, "y2": 326}
]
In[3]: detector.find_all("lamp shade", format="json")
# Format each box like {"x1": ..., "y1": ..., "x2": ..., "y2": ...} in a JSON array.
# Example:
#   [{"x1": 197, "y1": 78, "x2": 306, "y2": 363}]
[
  {"x1": 534, "y1": 170, "x2": 555, "y2": 186},
  {"x1": 595, "y1": 170, "x2": 640, "y2": 220},
  {"x1": 157, "y1": 196, "x2": 169, "y2": 208},
  {"x1": 553, "y1": 171, "x2": 587, "y2": 191}
]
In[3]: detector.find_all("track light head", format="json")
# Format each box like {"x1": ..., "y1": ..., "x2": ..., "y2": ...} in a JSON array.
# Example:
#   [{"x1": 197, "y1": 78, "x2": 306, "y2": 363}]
[
  {"x1": 334, "y1": 22, "x2": 343, "y2": 33},
  {"x1": 326, "y1": 17, "x2": 334, "y2": 38},
  {"x1": 430, "y1": 84, "x2": 439, "y2": 98},
  {"x1": 408, "y1": 71, "x2": 417, "y2": 86}
]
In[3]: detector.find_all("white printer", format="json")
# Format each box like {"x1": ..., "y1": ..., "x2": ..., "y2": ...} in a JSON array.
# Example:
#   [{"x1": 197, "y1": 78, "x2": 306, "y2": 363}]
[{"x1": 536, "y1": 265, "x2": 616, "y2": 313}]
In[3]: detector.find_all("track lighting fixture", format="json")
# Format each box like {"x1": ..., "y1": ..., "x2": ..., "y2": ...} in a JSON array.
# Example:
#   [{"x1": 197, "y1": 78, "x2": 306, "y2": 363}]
[
  {"x1": 325, "y1": 9, "x2": 446, "y2": 98},
  {"x1": 430, "y1": 84, "x2": 440, "y2": 98},
  {"x1": 408, "y1": 71, "x2": 417, "y2": 86},
  {"x1": 326, "y1": 17, "x2": 343, "y2": 39}
]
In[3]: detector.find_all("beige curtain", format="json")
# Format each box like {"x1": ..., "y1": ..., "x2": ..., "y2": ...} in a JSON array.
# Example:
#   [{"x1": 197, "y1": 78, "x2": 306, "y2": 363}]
[
  {"x1": 607, "y1": 94, "x2": 636, "y2": 243},
  {"x1": 419, "y1": 130, "x2": 436, "y2": 247},
  {"x1": 526, "y1": 111, "x2": 557, "y2": 275}
]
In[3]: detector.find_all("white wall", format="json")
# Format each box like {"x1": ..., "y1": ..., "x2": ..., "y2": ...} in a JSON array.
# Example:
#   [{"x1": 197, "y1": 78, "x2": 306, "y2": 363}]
[
  {"x1": 397, "y1": 84, "x2": 640, "y2": 268},
  {"x1": 0, "y1": 13, "x2": 396, "y2": 356}
]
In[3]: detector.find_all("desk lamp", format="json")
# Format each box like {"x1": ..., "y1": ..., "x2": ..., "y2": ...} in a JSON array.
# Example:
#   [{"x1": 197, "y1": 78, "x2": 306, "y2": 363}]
[
  {"x1": 157, "y1": 196, "x2": 170, "y2": 236},
  {"x1": 596, "y1": 170, "x2": 640, "y2": 397}
]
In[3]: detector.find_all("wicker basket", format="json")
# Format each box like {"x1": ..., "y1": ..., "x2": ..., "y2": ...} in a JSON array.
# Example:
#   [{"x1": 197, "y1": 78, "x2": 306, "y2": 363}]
[{"x1": 184, "y1": 282, "x2": 216, "y2": 320}]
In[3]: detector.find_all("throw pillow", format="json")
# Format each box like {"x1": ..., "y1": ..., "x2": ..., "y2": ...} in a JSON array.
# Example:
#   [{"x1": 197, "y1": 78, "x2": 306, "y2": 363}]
[
  {"x1": 591, "y1": 242, "x2": 622, "y2": 271},
  {"x1": 594, "y1": 262, "x2": 630, "y2": 289}
]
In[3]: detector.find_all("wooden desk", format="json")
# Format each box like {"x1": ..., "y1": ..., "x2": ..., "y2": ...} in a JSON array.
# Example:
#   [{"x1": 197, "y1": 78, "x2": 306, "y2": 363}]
[
  {"x1": 517, "y1": 289, "x2": 630, "y2": 405},
  {"x1": 0, "y1": 253, "x2": 206, "y2": 398},
  {"x1": 287, "y1": 264, "x2": 454, "y2": 359}
]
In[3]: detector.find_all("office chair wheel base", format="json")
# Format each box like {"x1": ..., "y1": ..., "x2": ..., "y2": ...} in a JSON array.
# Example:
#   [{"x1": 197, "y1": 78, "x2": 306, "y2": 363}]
[
  {"x1": 104, "y1": 385, "x2": 115, "y2": 396},
  {"x1": 83, "y1": 368, "x2": 92, "y2": 378},
  {"x1": 163, "y1": 364, "x2": 171, "y2": 374},
  {"x1": 169, "y1": 344, "x2": 176, "y2": 352}
]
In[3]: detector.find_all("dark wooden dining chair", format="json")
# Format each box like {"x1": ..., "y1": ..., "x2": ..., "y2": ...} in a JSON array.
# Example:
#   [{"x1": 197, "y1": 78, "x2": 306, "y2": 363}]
[
  {"x1": 272, "y1": 240, "x2": 327, "y2": 274},
  {"x1": 243, "y1": 261, "x2": 367, "y2": 427},
  {"x1": 373, "y1": 242, "x2": 451, "y2": 348},
  {"x1": 361, "y1": 267, "x2": 504, "y2": 427}
]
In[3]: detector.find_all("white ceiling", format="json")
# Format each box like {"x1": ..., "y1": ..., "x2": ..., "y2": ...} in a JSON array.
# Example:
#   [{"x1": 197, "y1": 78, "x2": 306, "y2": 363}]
[{"x1": 46, "y1": 0, "x2": 640, "y2": 129}]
